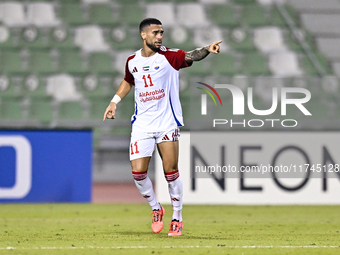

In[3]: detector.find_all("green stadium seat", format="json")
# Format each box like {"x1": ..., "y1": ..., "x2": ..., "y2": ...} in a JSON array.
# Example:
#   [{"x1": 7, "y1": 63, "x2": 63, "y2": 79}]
[
  {"x1": 241, "y1": 53, "x2": 270, "y2": 75},
  {"x1": 231, "y1": 0, "x2": 256, "y2": 4},
  {"x1": 28, "y1": 98, "x2": 53, "y2": 124},
  {"x1": 20, "y1": 27, "x2": 49, "y2": 49},
  {"x1": 58, "y1": 101, "x2": 84, "y2": 120},
  {"x1": 301, "y1": 53, "x2": 332, "y2": 76},
  {"x1": 60, "y1": 3, "x2": 86, "y2": 25},
  {"x1": 229, "y1": 28, "x2": 256, "y2": 52},
  {"x1": 88, "y1": 52, "x2": 114, "y2": 74},
  {"x1": 182, "y1": 60, "x2": 212, "y2": 76},
  {"x1": 50, "y1": 27, "x2": 76, "y2": 49},
  {"x1": 88, "y1": 96, "x2": 111, "y2": 120},
  {"x1": 242, "y1": 5, "x2": 267, "y2": 27},
  {"x1": 80, "y1": 75, "x2": 112, "y2": 98},
  {"x1": 89, "y1": 4, "x2": 118, "y2": 25},
  {"x1": 211, "y1": 53, "x2": 237, "y2": 76},
  {"x1": 114, "y1": 92, "x2": 135, "y2": 121},
  {"x1": 0, "y1": 28, "x2": 20, "y2": 49},
  {"x1": 0, "y1": 98, "x2": 23, "y2": 120},
  {"x1": 119, "y1": 4, "x2": 144, "y2": 26},
  {"x1": 209, "y1": 5, "x2": 238, "y2": 27},
  {"x1": 0, "y1": 76, "x2": 20, "y2": 99},
  {"x1": 29, "y1": 51, "x2": 56, "y2": 74},
  {"x1": 166, "y1": 27, "x2": 195, "y2": 51},
  {"x1": 22, "y1": 75, "x2": 50, "y2": 98},
  {"x1": 59, "y1": 50, "x2": 87, "y2": 74},
  {"x1": 108, "y1": 26, "x2": 140, "y2": 50},
  {"x1": 0, "y1": 51, "x2": 26, "y2": 74}
]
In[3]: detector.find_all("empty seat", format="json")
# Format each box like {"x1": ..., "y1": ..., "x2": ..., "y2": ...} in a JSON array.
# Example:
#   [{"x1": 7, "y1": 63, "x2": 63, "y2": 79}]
[
  {"x1": 229, "y1": 28, "x2": 256, "y2": 52},
  {"x1": 241, "y1": 5, "x2": 267, "y2": 27},
  {"x1": 88, "y1": 52, "x2": 114, "y2": 74},
  {"x1": 0, "y1": 26, "x2": 19, "y2": 49},
  {"x1": 29, "y1": 51, "x2": 56, "y2": 74},
  {"x1": 209, "y1": 4, "x2": 237, "y2": 27},
  {"x1": 0, "y1": 51, "x2": 25, "y2": 73},
  {"x1": 146, "y1": 3, "x2": 175, "y2": 26},
  {"x1": 167, "y1": 26, "x2": 195, "y2": 51},
  {"x1": 60, "y1": 3, "x2": 86, "y2": 25},
  {"x1": 193, "y1": 27, "x2": 225, "y2": 51},
  {"x1": 231, "y1": 0, "x2": 256, "y2": 4},
  {"x1": 46, "y1": 74, "x2": 82, "y2": 102},
  {"x1": 22, "y1": 74, "x2": 50, "y2": 98},
  {"x1": 20, "y1": 27, "x2": 49, "y2": 49},
  {"x1": 0, "y1": 2, "x2": 26, "y2": 27},
  {"x1": 268, "y1": 51, "x2": 302, "y2": 77},
  {"x1": 28, "y1": 98, "x2": 53, "y2": 124},
  {"x1": 80, "y1": 75, "x2": 111, "y2": 98},
  {"x1": 0, "y1": 75, "x2": 20, "y2": 98},
  {"x1": 119, "y1": 4, "x2": 144, "y2": 26},
  {"x1": 114, "y1": 50, "x2": 137, "y2": 74},
  {"x1": 0, "y1": 98, "x2": 23, "y2": 120},
  {"x1": 88, "y1": 96, "x2": 111, "y2": 120},
  {"x1": 89, "y1": 4, "x2": 117, "y2": 25},
  {"x1": 50, "y1": 27, "x2": 76, "y2": 49},
  {"x1": 241, "y1": 53, "x2": 270, "y2": 75},
  {"x1": 74, "y1": 25, "x2": 110, "y2": 52},
  {"x1": 177, "y1": 3, "x2": 208, "y2": 28},
  {"x1": 253, "y1": 27, "x2": 286, "y2": 53},
  {"x1": 27, "y1": 3, "x2": 60, "y2": 27},
  {"x1": 109, "y1": 26, "x2": 140, "y2": 50},
  {"x1": 211, "y1": 53, "x2": 237, "y2": 75},
  {"x1": 59, "y1": 50, "x2": 87, "y2": 74},
  {"x1": 182, "y1": 60, "x2": 212, "y2": 76},
  {"x1": 58, "y1": 101, "x2": 84, "y2": 120}
]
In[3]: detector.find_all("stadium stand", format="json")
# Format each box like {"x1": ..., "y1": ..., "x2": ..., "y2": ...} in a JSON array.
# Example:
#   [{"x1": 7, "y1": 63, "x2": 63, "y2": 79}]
[{"x1": 0, "y1": 0, "x2": 338, "y2": 179}]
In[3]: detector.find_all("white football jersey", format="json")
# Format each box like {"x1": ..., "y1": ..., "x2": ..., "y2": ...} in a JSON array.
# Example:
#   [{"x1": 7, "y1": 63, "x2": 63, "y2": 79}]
[{"x1": 124, "y1": 46, "x2": 192, "y2": 132}]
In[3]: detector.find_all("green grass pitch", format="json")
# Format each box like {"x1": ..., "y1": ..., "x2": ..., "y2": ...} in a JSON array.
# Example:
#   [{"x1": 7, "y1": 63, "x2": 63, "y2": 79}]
[{"x1": 0, "y1": 204, "x2": 339, "y2": 255}]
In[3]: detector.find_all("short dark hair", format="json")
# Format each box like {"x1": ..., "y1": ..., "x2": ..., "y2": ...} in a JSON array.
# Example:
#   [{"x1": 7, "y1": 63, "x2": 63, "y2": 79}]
[{"x1": 139, "y1": 18, "x2": 162, "y2": 32}]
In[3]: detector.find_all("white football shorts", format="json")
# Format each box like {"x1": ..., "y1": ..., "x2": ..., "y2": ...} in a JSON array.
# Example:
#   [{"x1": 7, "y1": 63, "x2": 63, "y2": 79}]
[{"x1": 129, "y1": 128, "x2": 180, "y2": 161}]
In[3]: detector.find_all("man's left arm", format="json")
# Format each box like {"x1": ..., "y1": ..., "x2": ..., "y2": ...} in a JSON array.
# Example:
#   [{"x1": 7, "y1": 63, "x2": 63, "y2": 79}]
[{"x1": 185, "y1": 40, "x2": 222, "y2": 64}]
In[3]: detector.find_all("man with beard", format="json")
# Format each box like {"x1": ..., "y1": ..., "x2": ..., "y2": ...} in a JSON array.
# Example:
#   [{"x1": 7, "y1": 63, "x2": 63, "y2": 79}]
[{"x1": 103, "y1": 18, "x2": 221, "y2": 236}]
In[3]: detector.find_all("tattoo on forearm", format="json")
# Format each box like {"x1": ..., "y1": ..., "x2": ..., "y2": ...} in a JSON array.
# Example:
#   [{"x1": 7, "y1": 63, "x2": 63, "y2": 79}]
[{"x1": 185, "y1": 46, "x2": 210, "y2": 63}]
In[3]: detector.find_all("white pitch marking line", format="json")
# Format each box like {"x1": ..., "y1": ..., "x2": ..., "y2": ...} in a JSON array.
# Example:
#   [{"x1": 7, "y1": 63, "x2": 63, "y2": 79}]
[{"x1": 1, "y1": 245, "x2": 339, "y2": 250}]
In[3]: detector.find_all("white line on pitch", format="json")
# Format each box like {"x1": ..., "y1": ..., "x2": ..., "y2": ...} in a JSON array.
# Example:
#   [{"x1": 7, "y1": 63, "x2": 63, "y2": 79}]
[{"x1": 1, "y1": 245, "x2": 339, "y2": 250}]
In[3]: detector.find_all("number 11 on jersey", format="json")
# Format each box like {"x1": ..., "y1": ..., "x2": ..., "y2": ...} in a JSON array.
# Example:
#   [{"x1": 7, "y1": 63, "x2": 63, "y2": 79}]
[
  {"x1": 142, "y1": 74, "x2": 154, "y2": 87},
  {"x1": 130, "y1": 142, "x2": 139, "y2": 155}
]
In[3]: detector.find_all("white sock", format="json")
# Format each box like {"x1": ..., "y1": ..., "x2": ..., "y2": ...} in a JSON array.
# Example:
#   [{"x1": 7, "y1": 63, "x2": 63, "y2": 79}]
[
  {"x1": 166, "y1": 173, "x2": 183, "y2": 222},
  {"x1": 133, "y1": 174, "x2": 161, "y2": 211}
]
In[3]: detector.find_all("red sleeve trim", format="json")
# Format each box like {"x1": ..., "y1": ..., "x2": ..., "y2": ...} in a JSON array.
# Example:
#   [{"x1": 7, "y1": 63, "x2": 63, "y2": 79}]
[
  {"x1": 124, "y1": 54, "x2": 136, "y2": 85},
  {"x1": 160, "y1": 47, "x2": 192, "y2": 71}
]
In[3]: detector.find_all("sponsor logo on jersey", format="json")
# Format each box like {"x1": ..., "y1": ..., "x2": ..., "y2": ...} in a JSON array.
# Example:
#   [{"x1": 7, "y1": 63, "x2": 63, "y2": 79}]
[
  {"x1": 143, "y1": 66, "x2": 150, "y2": 71},
  {"x1": 154, "y1": 65, "x2": 160, "y2": 70},
  {"x1": 132, "y1": 67, "x2": 138, "y2": 73}
]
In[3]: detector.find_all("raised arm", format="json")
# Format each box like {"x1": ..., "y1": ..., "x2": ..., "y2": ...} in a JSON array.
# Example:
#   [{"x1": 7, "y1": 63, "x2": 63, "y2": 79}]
[
  {"x1": 103, "y1": 79, "x2": 133, "y2": 121},
  {"x1": 185, "y1": 40, "x2": 222, "y2": 64}
]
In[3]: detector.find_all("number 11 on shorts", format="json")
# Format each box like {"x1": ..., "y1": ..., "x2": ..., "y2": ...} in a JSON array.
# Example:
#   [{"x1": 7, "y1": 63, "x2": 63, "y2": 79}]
[{"x1": 130, "y1": 142, "x2": 139, "y2": 155}]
